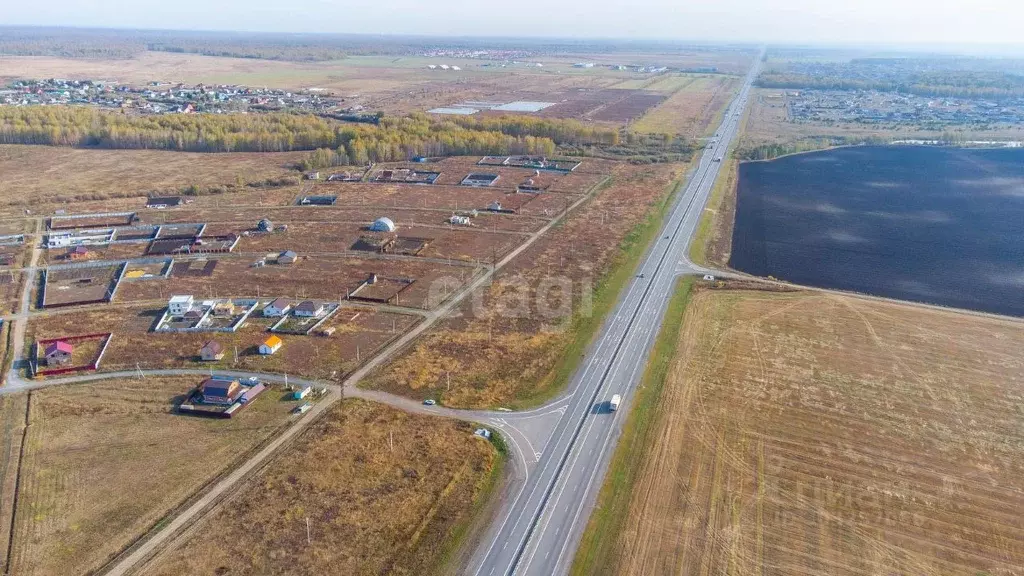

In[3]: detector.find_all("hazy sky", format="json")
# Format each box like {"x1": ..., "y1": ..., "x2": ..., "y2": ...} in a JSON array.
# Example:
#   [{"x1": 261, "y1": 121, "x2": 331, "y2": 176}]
[{"x1": 3, "y1": 0, "x2": 1023, "y2": 46}]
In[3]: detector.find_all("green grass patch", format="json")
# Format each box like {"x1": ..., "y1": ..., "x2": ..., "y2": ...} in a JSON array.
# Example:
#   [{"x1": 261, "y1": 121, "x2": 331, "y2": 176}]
[
  {"x1": 688, "y1": 158, "x2": 736, "y2": 267},
  {"x1": 507, "y1": 172, "x2": 686, "y2": 409},
  {"x1": 569, "y1": 276, "x2": 696, "y2": 576}
]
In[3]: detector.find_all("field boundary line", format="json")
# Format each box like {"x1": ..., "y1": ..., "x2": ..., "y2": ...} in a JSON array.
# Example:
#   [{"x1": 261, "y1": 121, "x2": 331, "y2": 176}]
[{"x1": 2, "y1": 392, "x2": 30, "y2": 576}]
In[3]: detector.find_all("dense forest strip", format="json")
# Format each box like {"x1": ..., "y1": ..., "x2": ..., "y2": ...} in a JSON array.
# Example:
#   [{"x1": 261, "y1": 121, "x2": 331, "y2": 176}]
[{"x1": 0, "y1": 108, "x2": 622, "y2": 158}]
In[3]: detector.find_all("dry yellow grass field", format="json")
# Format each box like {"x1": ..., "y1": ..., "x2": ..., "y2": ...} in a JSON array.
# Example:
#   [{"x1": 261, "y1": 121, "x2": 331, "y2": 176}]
[
  {"x1": 0, "y1": 145, "x2": 302, "y2": 216},
  {"x1": 595, "y1": 288, "x2": 1024, "y2": 576},
  {"x1": 141, "y1": 398, "x2": 500, "y2": 576},
  {"x1": 6, "y1": 377, "x2": 297, "y2": 576},
  {"x1": 632, "y1": 75, "x2": 740, "y2": 137}
]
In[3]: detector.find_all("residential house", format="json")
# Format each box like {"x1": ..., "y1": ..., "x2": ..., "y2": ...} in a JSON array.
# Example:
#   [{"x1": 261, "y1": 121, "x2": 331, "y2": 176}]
[
  {"x1": 263, "y1": 298, "x2": 292, "y2": 317},
  {"x1": 44, "y1": 341, "x2": 74, "y2": 366},
  {"x1": 212, "y1": 301, "x2": 236, "y2": 317},
  {"x1": 294, "y1": 301, "x2": 325, "y2": 318},
  {"x1": 67, "y1": 245, "x2": 90, "y2": 261},
  {"x1": 168, "y1": 295, "x2": 194, "y2": 316},
  {"x1": 199, "y1": 377, "x2": 242, "y2": 404},
  {"x1": 259, "y1": 335, "x2": 283, "y2": 355},
  {"x1": 200, "y1": 340, "x2": 225, "y2": 361}
]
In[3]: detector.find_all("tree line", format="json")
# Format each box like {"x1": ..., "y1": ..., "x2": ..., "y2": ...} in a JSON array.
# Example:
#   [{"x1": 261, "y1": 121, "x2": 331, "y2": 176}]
[{"x1": 0, "y1": 107, "x2": 619, "y2": 158}]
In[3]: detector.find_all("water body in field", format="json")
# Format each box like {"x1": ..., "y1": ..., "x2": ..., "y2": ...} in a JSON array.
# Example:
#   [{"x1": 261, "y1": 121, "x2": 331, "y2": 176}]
[{"x1": 729, "y1": 145, "x2": 1024, "y2": 317}]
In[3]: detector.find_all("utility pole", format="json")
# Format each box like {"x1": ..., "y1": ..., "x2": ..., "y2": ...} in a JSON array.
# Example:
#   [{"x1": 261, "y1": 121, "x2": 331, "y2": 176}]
[
  {"x1": 306, "y1": 517, "x2": 311, "y2": 545},
  {"x1": 389, "y1": 430, "x2": 394, "y2": 452}
]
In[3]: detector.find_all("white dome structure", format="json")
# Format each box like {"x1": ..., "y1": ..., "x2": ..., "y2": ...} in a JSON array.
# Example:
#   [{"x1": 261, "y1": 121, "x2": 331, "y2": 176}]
[{"x1": 369, "y1": 217, "x2": 396, "y2": 232}]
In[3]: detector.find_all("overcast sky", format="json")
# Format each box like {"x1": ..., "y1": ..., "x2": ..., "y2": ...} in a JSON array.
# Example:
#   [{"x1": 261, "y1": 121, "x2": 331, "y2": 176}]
[{"x1": 3, "y1": 0, "x2": 1023, "y2": 46}]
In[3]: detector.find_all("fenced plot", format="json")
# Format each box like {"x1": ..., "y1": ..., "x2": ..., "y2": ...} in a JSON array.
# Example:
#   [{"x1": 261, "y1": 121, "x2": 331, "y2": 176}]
[
  {"x1": 170, "y1": 259, "x2": 218, "y2": 277},
  {"x1": 49, "y1": 211, "x2": 136, "y2": 230},
  {"x1": 32, "y1": 332, "x2": 113, "y2": 376},
  {"x1": 41, "y1": 263, "x2": 126, "y2": 308}
]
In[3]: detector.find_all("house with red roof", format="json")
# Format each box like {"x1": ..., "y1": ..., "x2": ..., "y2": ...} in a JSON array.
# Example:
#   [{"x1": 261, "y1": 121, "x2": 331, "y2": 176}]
[{"x1": 44, "y1": 341, "x2": 74, "y2": 366}]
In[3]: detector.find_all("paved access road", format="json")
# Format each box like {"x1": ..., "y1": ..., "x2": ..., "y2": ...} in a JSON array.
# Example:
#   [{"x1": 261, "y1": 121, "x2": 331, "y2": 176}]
[{"x1": 469, "y1": 52, "x2": 764, "y2": 576}]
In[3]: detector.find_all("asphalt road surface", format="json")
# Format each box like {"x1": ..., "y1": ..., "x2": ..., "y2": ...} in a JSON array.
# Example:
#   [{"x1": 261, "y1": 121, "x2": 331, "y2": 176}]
[{"x1": 469, "y1": 52, "x2": 764, "y2": 576}]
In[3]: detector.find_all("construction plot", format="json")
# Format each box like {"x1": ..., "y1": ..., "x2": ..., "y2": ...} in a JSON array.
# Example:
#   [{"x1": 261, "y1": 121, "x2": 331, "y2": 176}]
[
  {"x1": 122, "y1": 260, "x2": 171, "y2": 281},
  {"x1": 461, "y1": 173, "x2": 501, "y2": 187},
  {"x1": 478, "y1": 155, "x2": 582, "y2": 172},
  {"x1": 170, "y1": 259, "x2": 218, "y2": 277},
  {"x1": 348, "y1": 275, "x2": 415, "y2": 305},
  {"x1": 371, "y1": 168, "x2": 440, "y2": 185},
  {"x1": 350, "y1": 234, "x2": 432, "y2": 256},
  {"x1": 583, "y1": 288, "x2": 1024, "y2": 576},
  {"x1": 325, "y1": 169, "x2": 367, "y2": 182},
  {"x1": 148, "y1": 234, "x2": 237, "y2": 256},
  {"x1": 49, "y1": 211, "x2": 136, "y2": 230},
  {"x1": 41, "y1": 263, "x2": 125, "y2": 308},
  {"x1": 297, "y1": 195, "x2": 337, "y2": 206}
]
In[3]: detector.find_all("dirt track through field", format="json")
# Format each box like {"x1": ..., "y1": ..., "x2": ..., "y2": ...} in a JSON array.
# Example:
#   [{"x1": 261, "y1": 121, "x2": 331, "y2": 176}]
[{"x1": 613, "y1": 289, "x2": 1024, "y2": 576}]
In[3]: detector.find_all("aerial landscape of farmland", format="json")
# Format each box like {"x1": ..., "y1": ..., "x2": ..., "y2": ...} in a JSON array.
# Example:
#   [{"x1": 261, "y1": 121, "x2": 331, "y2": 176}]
[{"x1": 0, "y1": 14, "x2": 1023, "y2": 576}]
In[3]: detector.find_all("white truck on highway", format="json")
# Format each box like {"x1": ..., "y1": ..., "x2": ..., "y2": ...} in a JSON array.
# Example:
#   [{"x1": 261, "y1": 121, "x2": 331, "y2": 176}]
[{"x1": 608, "y1": 394, "x2": 621, "y2": 412}]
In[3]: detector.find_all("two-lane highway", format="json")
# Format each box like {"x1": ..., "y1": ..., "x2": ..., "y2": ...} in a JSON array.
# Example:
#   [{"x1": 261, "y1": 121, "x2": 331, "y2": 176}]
[{"x1": 471, "y1": 52, "x2": 763, "y2": 576}]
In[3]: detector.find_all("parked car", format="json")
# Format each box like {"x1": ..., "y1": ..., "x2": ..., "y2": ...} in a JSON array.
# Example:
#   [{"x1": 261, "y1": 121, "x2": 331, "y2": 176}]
[
  {"x1": 423, "y1": 399, "x2": 437, "y2": 406},
  {"x1": 703, "y1": 274, "x2": 716, "y2": 281},
  {"x1": 474, "y1": 428, "x2": 492, "y2": 439}
]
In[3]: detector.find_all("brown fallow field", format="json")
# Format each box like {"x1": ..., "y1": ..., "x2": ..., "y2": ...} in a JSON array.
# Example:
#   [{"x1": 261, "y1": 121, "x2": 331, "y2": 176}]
[
  {"x1": 598, "y1": 288, "x2": 1024, "y2": 576},
  {"x1": 26, "y1": 304, "x2": 419, "y2": 381},
  {"x1": 140, "y1": 399, "x2": 499, "y2": 576},
  {"x1": 6, "y1": 377, "x2": 298, "y2": 576},
  {"x1": 365, "y1": 162, "x2": 684, "y2": 408}
]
